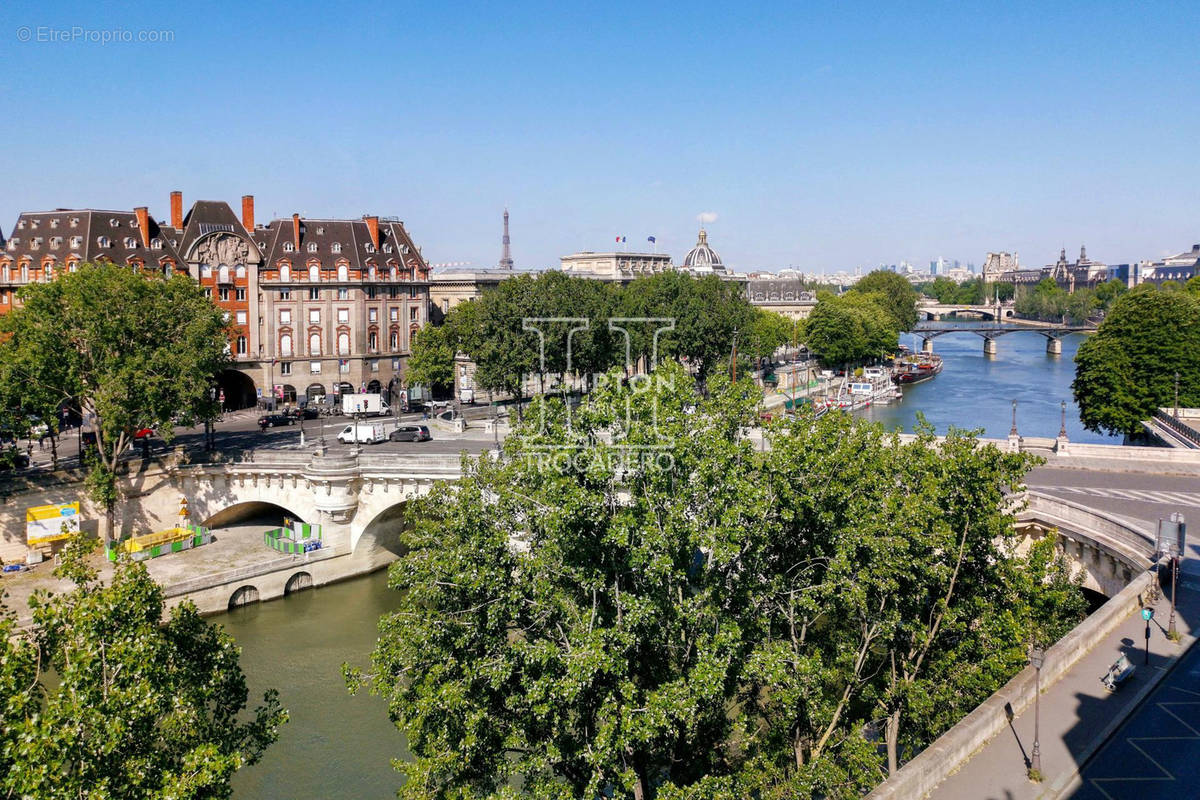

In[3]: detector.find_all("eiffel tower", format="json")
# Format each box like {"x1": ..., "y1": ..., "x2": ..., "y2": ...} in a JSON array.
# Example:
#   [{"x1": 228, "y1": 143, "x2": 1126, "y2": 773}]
[{"x1": 498, "y1": 207, "x2": 514, "y2": 270}]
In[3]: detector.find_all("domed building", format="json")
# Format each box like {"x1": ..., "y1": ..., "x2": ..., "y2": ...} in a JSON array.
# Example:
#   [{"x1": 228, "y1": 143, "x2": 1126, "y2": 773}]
[{"x1": 681, "y1": 228, "x2": 726, "y2": 275}]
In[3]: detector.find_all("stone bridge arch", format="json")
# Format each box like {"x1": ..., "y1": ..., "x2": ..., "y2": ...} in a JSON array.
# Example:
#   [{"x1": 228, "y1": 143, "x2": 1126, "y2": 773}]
[{"x1": 1013, "y1": 491, "x2": 1155, "y2": 597}]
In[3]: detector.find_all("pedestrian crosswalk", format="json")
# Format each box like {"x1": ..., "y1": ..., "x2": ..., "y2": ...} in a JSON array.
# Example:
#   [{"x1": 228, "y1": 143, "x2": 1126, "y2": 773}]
[{"x1": 1041, "y1": 485, "x2": 1200, "y2": 508}]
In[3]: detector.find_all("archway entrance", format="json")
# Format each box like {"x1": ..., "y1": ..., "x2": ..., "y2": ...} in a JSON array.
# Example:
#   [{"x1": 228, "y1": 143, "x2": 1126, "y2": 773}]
[
  {"x1": 216, "y1": 369, "x2": 257, "y2": 411},
  {"x1": 280, "y1": 384, "x2": 297, "y2": 404},
  {"x1": 366, "y1": 379, "x2": 381, "y2": 394},
  {"x1": 306, "y1": 382, "x2": 325, "y2": 400},
  {"x1": 336, "y1": 381, "x2": 353, "y2": 396}
]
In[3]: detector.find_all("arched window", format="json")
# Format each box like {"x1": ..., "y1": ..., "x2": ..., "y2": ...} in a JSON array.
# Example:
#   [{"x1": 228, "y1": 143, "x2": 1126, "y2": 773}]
[
  {"x1": 389, "y1": 266, "x2": 397, "y2": 281},
  {"x1": 389, "y1": 330, "x2": 398, "y2": 350},
  {"x1": 309, "y1": 333, "x2": 321, "y2": 356},
  {"x1": 368, "y1": 266, "x2": 377, "y2": 281},
  {"x1": 280, "y1": 333, "x2": 293, "y2": 357},
  {"x1": 236, "y1": 336, "x2": 247, "y2": 355},
  {"x1": 337, "y1": 332, "x2": 350, "y2": 355},
  {"x1": 201, "y1": 265, "x2": 212, "y2": 278},
  {"x1": 309, "y1": 265, "x2": 320, "y2": 282},
  {"x1": 337, "y1": 264, "x2": 349, "y2": 282},
  {"x1": 1, "y1": 264, "x2": 8, "y2": 281},
  {"x1": 368, "y1": 331, "x2": 378, "y2": 352},
  {"x1": 235, "y1": 265, "x2": 247, "y2": 279},
  {"x1": 279, "y1": 264, "x2": 291, "y2": 281},
  {"x1": 20, "y1": 264, "x2": 29, "y2": 282}
]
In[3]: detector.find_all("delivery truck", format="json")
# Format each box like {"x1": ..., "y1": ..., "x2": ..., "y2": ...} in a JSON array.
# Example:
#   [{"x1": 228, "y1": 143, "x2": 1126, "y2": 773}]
[
  {"x1": 341, "y1": 393, "x2": 390, "y2": 417},
  {"x1": 336, "y1": 422, "x2": 388, "y2": 444}
]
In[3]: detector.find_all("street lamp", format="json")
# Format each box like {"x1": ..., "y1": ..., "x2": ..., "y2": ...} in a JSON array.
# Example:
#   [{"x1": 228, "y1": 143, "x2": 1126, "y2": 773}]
[
  {"x1": 1010, "y1": 398, "x2": 1019, "y2": 438},
  {"x1": 1059, "y1": 400, "x2": 1068, "y2": 439},
  {"x1": 1029, "y1": 643, "x2": 1044, "y2": 778},
  {"x1": 1142, "y1": 606, "x2": 1154, "y2": 665}
]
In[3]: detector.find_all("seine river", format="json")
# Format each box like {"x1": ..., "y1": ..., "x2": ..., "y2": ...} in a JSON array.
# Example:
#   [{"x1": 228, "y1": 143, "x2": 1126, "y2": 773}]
[{"x1": 225, "y1": 323, "x2": 1118, "y2": 798}]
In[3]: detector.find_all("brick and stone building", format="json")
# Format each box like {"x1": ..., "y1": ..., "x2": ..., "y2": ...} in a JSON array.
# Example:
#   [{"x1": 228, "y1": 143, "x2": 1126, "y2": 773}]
[{"x1": 0, "y1": 192, "x2": 431, "y2": 409}]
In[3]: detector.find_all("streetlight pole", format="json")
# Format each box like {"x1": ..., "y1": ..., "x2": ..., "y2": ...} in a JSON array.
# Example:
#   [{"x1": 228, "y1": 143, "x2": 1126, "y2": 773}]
[
  {"x1": 1059, "y1": 400, "x2": 1068, "y2": 439},
  {"x1": 1029, "y1": 643, "x2": 1044, "y2": 778},
  {"x1": 1010, "y1": 398, "x2": 1019, "y2": 437}
]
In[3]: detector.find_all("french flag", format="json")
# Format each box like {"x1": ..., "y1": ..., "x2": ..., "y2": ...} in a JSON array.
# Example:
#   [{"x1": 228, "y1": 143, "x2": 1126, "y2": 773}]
[{"x1": 615, "y1": 236, "x2": 626, "y2": 243}]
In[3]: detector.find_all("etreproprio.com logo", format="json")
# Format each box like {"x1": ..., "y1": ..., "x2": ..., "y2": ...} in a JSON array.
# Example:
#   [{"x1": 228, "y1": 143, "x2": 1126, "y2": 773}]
[{"x1": 518, "y1": 317, "x2": 678, "y2": 473}]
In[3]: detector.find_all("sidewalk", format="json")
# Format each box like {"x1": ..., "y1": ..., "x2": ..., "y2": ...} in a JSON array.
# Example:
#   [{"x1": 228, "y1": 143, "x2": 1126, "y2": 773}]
[{"x1": 926, "y1": 555, "x2": 1200, "y2": 800}]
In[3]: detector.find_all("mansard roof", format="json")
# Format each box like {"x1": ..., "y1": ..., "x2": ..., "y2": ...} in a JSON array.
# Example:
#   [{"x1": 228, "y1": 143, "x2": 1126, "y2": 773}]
[{"x1": 2, "y1": 209, "x2": 185, "y2": 267}]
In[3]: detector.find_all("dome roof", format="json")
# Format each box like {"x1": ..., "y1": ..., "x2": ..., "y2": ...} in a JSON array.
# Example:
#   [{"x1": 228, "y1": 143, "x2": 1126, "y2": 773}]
[{"x1": 682, "y1": 228, "x2": 724, "y2": 273}]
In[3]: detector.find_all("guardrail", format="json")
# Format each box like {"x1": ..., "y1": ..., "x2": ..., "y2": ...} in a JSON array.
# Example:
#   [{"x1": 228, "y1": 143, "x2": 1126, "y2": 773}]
[
  {"x1": 1152, "y1": 408, "x2": 1200, "y2": 448},
  {"x1": 1019, "y1": 490, "x2": 1156, "y2": 568}
]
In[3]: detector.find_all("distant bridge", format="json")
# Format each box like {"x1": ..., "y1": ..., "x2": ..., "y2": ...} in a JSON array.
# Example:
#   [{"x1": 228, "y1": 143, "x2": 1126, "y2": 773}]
[
  {"x1": 909, "y1": 322, "x2": 1096, "y2": 355},
  {"x1": 917, "y1": 300, "x2": 1014, "y2": 322}
]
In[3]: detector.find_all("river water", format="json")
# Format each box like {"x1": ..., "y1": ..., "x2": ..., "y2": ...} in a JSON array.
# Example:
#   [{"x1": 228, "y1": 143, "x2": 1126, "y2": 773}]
[
  {"x1": 858, "y1": 324, "x2": 1120, "y2": 444},
  {"x1": 223, "y1": 325, "x2": 1119, "y2": 797}
]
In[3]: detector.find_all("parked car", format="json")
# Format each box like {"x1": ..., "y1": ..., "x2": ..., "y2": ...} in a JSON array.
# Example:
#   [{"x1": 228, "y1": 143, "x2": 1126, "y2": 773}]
[
  {"x1": 389, "y1": 424, "x2": 431, "y2": 443},
  {"x1": 257, "y1": 414, "x2": 295, "y2": 429},
  {"x1": 133, "y1": 427, "x2": 156, "y2": 439}
]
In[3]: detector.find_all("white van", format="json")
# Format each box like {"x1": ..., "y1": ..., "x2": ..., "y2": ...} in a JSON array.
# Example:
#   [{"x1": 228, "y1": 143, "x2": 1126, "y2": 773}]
[{"x1": 336, "y1": 422, "x2": 387, "y2": 444}]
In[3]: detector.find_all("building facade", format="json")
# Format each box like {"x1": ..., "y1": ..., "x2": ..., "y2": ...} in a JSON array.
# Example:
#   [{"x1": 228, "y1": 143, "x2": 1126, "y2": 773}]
[
  {"x1": 0, "y1": 192, "x2": 431, "y2": 409},
  {"x1": 560, "y1": 251, "x2": 673, "y2": 280}
]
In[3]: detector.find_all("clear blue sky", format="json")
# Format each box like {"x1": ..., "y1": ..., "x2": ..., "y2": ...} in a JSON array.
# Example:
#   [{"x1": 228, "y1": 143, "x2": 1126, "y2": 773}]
[{"x1": 2, "y1": 0, "x2": 1198, "y2": 273}]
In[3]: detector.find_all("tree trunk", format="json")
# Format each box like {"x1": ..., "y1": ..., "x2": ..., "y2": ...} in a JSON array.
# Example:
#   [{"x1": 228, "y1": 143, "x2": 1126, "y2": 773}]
[
  {"x1": 49, "y1": 433, "x2": 58, "y2": 469},
  {"x1": 886, "y1": 707, "x2": 902, "y2": 775}
]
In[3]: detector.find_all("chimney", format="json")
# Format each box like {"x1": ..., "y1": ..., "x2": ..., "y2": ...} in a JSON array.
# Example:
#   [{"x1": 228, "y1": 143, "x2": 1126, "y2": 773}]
[
  {"x1": 292, "y1": 213, "x2": 301, "y2": 252},
  {"x1": 241, "y1": 195, "x2": 255, "y2": 231},
  {"x1": 170, "y1": 190, "x2": 182, "y2": 229},
  {"x1": 364, "y1": 215, "x2": 380, "y2": 250},
  {"x1": 134, "y1": 206, "x2": 151, "y2": 247}
]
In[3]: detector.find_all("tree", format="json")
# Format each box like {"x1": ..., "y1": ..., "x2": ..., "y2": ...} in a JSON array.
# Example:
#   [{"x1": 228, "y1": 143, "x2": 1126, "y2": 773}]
[
  {"x1": 854, "y1": 270, "x2": 919, "y2": 331},
  {"x1": 1073, "y1": 286, "x2": 1200, "y2": 435},
  {"x1": 0, "y1": 264, "x2": 231, "y2": 538},
  {"x1": 0, "y1": 536, "x2": 286, "y2": 799},
  {"x1": 803, "y1": 292, "x2": 898, "y2": 367},
  {"x1": 406, "y1": 323, "x2": 457, "y2": 392},
  {"x1": 353, "y1": 364, "x2": 1077, "y2": 799}
]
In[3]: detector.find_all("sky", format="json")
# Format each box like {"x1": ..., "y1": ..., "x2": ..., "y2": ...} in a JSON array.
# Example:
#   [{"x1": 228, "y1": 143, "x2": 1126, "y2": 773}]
[{"x1": 2, "y1": 0, "x2": 1199, "y2": 273}]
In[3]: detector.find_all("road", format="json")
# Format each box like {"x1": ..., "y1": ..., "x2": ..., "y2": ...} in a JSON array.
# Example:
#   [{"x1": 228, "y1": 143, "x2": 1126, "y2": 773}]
[
  {"x1": 1026, "y1": 465, "x2": 1200, "y2": 530},
  {"x1": 1065, "y1": 636, "x2": 1200, "y2": 800}
]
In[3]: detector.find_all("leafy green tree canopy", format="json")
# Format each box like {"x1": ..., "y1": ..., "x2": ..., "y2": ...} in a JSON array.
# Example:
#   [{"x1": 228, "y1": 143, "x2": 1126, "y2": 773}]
[
  {"x1": 0, "y1": 536, "x2": 286, "y2": 799},
  {"x1": 0, "y1": 264, "x2": 231, "y2": 532},
  {"x1": 352, "y1": 364, "x2": 1082, "y2": 799},
  {"x1": 1073, "y1": 285, "x2": 1200, "y2": 435},
  {"x1": 853, "y1": 269, "x2": 920, "y2": 331}
]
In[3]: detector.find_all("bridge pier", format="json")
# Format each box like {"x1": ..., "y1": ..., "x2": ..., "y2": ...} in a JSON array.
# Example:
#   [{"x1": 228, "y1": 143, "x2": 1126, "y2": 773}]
[
  {"x1": 1046, "y1": 337, "x2": 1062, "y2": 355},
  {"x1": 922, "y1": 337, "x2": 933, "y2": 354},
  {"x1": 983, "y1": 338, "x2": 997, "y2": 356}
]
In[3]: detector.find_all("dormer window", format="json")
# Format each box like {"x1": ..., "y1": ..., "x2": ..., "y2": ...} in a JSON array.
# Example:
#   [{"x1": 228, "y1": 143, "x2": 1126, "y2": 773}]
[
  {"x1": 17, "y1": 220, "x2": 25, "y2": 230},
  {"x1": 315, "y1": 226, "x2": 325, "y2": 235},
  {"x1": 307, "y1": 242, "x2": 318, "y2": 253},
  {"x1": 283, "y1": 242, "x2": 294, "y2": 253},
  {"x1": 68, "y1": 235, "x2": 82, "y2": 249},
  {"x1": 129, "y1": 220, "x2": 138, "y2": 228},
  {"x1": 124, "y1": 237, "x2": 138, "y2": 249},
  {"x1": 383, "y1": 244, "x2": 393, "y2": 253},
  {"x1": 69, "y1": 217, "x2": 79, "y2": 227},
  {"x1": 151, "y1": 238, "x2": 163, "y2": 250},
  {"x1": 365, "y1": 243, "x2": 376, "y2": 254},
  {"x1": 30, "y1": 237, "x2": 42, "y2": 250},
  {"x1": 97, "y1": 236, "x2": 111, "y2": 248},
  {"x1": 400, "y1": 244, "x2": 410, "y2": 255},
  {"x1": 110, "y1": 219, "x2": 120, "y2": 228},
  {"x1": 6, "y1": 240, "x2": 16, "y2": 251},
  {"x1": 50, "y1": 237, "x2": 62, "y2": 250},
  {"x1": 49, "y1": 219, "x2": 59, "y2": 229},
  {"x1": 29, "y1": 219, "x2": 39, "y2": 229},
  {"x1": 331, "y1": 242, "x2": 342, "y2": 254},
  {"x1": 257, "y1": 241, "x2": 266, "y2": 250}
]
